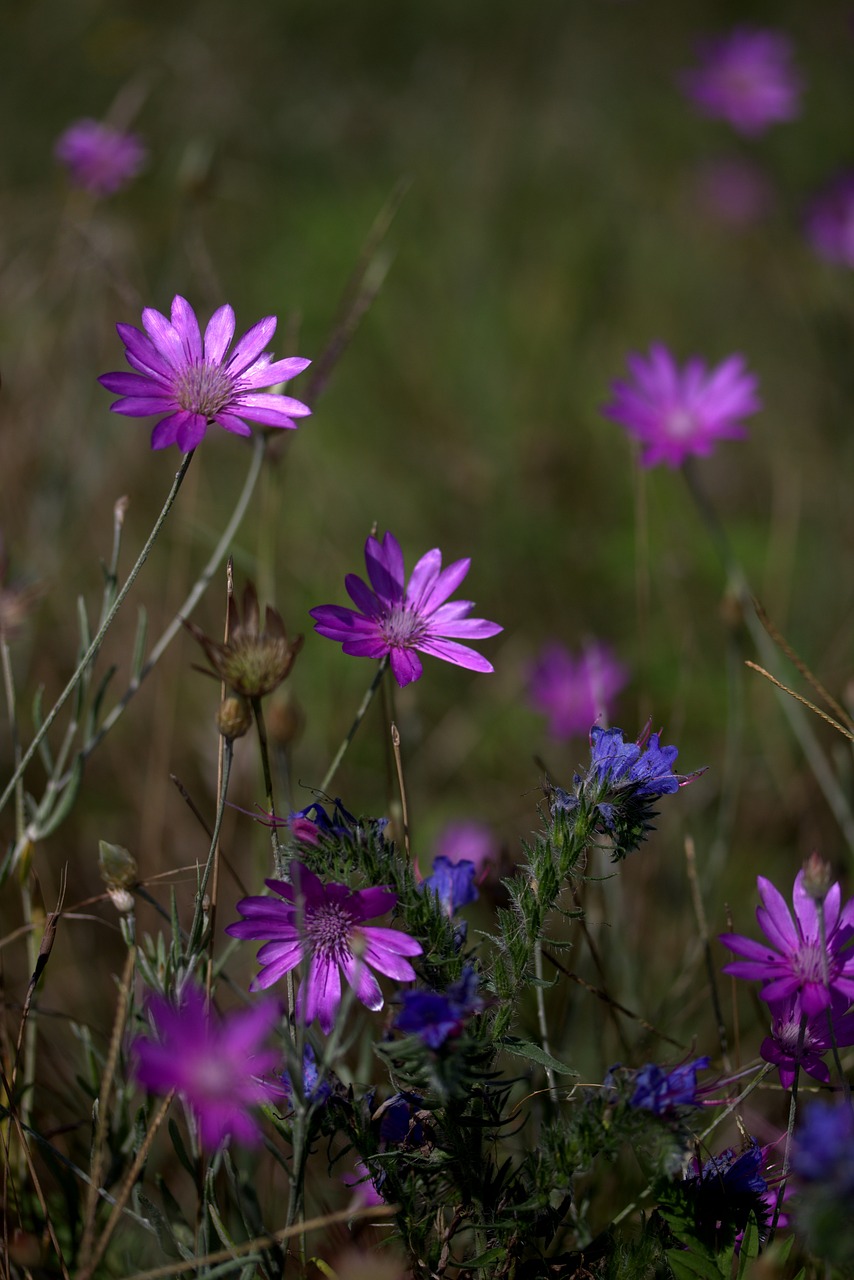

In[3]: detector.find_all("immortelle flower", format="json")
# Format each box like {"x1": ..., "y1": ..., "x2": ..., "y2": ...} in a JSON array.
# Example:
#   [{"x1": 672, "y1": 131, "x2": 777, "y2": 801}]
[
  {"x1": 761, "y1": 997, "x2": 854, "y2": 1090},
  {"x1": 226, "y1": 861, "x2": 422, "y2": 1034},
  {"x1": 99, "y1": 294, "x2": 311, "y2": 451},
  {"x1": 131, "y1": 982, "x2": 281, "y2": 1149},
  {"x1": 527, "y1": 640, "x2": 629, "y2": 740},
  {"x1": 309, "y1": 530, "x2": 502, "y2": 688},
  {"x1": 184, "y1": 580, "x2": 303, "y2": 700},
  {"x1": 629, "y1": 1055, "x2": 711, "y2": 1115},
  {"x1": 54, "y1": 118, "x2": 147, "y2": 196},
  {"x1": 720, "y1": 869, "x2": 854, "y2": 1018},
  {"x1": 602, "y1": 343, "x2": 761, "y2": 468},
  {"x1": 680, "y1": 28, "x2": 802, "y2": 136},
  {"x1": 805, "y1": 172, "x2": 854, "y2": 269}
]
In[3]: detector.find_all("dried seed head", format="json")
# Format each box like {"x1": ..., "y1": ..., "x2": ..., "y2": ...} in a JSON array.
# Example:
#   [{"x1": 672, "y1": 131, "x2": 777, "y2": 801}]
[{"x1": 184, "y1": 580, "x2": 303, "y2": 699}]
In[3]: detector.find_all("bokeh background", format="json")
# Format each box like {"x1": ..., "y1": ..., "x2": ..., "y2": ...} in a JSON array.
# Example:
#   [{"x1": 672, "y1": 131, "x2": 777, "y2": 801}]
[{"x1": 3, "y1": 0, "x2": 854, "y2": 1094}]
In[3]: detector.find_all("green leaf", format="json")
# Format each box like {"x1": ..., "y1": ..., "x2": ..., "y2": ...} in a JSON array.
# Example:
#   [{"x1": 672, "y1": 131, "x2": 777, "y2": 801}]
[
  {"x1": 665, "y1": 1247, "x2": 724, "y2": 1280},
  {"x1": 735, "y1": 1218, "x2": 761, "y2": 1278},
  {"x1": 500, "y1": 1037, "x2": 578, "y2": 1076}
]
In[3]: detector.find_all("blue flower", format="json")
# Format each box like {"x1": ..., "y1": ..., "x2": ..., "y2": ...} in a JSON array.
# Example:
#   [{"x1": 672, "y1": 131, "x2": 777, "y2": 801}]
[
  {"x1": 377, "y1": 1092, "x2": 427, "y2": 1148},
  {"x1": 421, "y1": 857, "x2": 478, "y2": 916},
  {"x1": 280, "y1": 1044, "x2": 332, "y2": 1106},
  {"x1": 630, "y1": 1056, "x2": 710, "y2": 1114},
  {"x1": 794, "y1": 1099, "x2": 854, "y2": 1189},
  {"x1": 395, "y1": 966, "x2": 484, "y2": 1049}
]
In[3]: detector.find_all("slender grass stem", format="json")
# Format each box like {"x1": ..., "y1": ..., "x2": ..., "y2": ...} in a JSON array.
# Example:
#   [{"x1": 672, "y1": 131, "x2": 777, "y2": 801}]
[
  {"x1": 188, "y1": 739, "x2": 233, "y2": 956},
  {"x1": 0, "y1": 452, "x2": 195, "y2": 821}
]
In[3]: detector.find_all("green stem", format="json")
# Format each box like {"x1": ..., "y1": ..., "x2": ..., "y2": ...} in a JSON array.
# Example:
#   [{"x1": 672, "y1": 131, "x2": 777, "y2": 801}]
[
  {"x1": 251, "y1": 696, "x2": 282, "y2": 864},
  {"x1": 769, "y1": 1021, "x2": 806, "y2": 1242},
  {"x1": 318, "y1": 656, "x2": 389, "y2": 796},
  {"x1": 0, "y1": 452, "x2": 195, "y2": 822},
  {"x1": 187, "y1": 738, "x2": 233, "y2": 956}
]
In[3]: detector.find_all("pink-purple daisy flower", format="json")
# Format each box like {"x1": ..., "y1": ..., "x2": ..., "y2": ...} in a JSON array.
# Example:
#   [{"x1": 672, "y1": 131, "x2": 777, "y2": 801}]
[
  {"x1": 680, "y1": 28, "x2": 802, "y2": 137},
  {"x1": 54, "y1": 118, "x2": 147, "y2": 197},
  {"x1": 721, "y1": 870, "x2": 854, "y2": 1019},
  {"x1": 99, "y1": 295, "x2": 311, "y2": 452},
  {"x1": 805, "y1": 172, "x2": 854, "y2": 269},
  {"x1": 226, "y1": 861, "x2": 423, "y2": 1034},
  {"x1": 527, "y1": 640, "x2": 629, "y2": 740},
  {"x1": 602, "y1": 343, "x2": 761, "y2": 468},
  {"x1": 310, "y1": 531, "x2": 502, "y2": 688},
  {"x1": 131, "y1": 982, "x2": 281, "y2": 1150},
  {"x1": 761, "y1": 997, "x2": 854, "y2": 1091}
]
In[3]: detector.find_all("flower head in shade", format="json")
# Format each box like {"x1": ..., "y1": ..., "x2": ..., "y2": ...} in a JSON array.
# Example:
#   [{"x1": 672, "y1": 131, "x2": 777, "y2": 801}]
[
  {"x1": 54, "y1": 119, "x2": 146, "y2": 196},
  {"x1": 131, "y1": 982, "x2": 281, "y2": 1150},
  {"x1": 99, "y1": 295, "x2": 311, "y2": 452},
  {"x1": 434, "y1": 820, "x2": 498, "y2": 873},
  {"x1": 395, "y1": 966, "x2": 484, "y2": 1049},
  {"x1": 679, "y1": 1140, "x2": 769, "y2": 1250},
  {"x1": 226, "y1": 861, "x2": 422, "y2": 1034},
  {"x1": 720, "y1": 870, "x2": 854, "y2": 1019},
  {"x1": 680, "y1": 28, "x2": 802, "y2": 136},
  {"x1": 629, "y1": 1056, "x2": 711, "y2": 1115},
  {"x1": 805, "y1": 172, "x2": 854, "y2": 269},
  {"x1": 527, "y1": 640, "x2": 629, "y2": 740},
  {"x1": 761, "y1": 997, "x2": 854, "y2": 1090},
  {"x1": 184, "y1": 580, "x2": 302, "y2": 699},
  {"x1": 421, "y1": 857, "x2": 478, "y2": 917},
  {"x1": 309, "y1": 531, "x2": 502, "y2": 688},
  {"x1": 602, "y1": 343, "x2": 760, "y2": 468}
]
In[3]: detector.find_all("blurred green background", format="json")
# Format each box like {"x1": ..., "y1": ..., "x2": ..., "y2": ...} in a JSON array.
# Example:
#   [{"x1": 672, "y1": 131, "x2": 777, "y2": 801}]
[{"x1": 2, "y1": 0, "x2": 854, "y2": 1072}]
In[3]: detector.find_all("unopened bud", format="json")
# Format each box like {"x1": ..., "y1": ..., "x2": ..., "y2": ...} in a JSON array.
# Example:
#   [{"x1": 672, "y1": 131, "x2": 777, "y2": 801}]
[
  {"x1": 216, "y1": 694, "x2": 252, "y2": 740},
  {"x1": 801, "y1": 851, "x2": 832, "y2": 902},
  {"x1": 98, "y1": 840, "x2": 137, "y2": 888},
  {"x1": 107, "y1": 886, "x2": 135, "y2": 913}
]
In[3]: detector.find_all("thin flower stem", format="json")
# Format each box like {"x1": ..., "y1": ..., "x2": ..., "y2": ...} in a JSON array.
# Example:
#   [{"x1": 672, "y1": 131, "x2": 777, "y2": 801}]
[
  {"x1": 188, "y1": 739, "x2": 233, "y2": 957},
  {"x1": 251, "y1": 696, "x2": 281, "y2": 861},
  {"x1": 318, "y1": 655, "x2": 389, "y2": 796},
  {"x1": 205, "y1": 563, "x2": 233, "y2": 1002},
  {"x1": 534, "y1": 943, "x2": 558, "y2": 1104},
  {"x1": 74, "y1": 433, "x2": 267, "y2": 771},
  {"x1": 0, "y1": 452, "x2": 195, "y2": 821},
  {"x1": 769, "y1": 1021, "x2": 806, "y2": 1242}
]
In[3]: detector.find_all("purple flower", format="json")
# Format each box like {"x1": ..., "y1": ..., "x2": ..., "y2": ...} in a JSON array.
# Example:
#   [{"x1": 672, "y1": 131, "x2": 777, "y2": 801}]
[
  {"x1": 99, "y1": 295, "x2": 311, "y2": 452},
  {"x1": 226, "y1": 861, "x2": 422, "y2": 1034},
  {"x1": 761, "y1": 998, "x2": 854, "y2": 1090},
  {"x1": 794, "y1": 1099, "x2": 854, "y2": 1187},
  {"x1": 395, "y1": 966, "x2": 484, "y2": 1049},
  {"x1": 131, "y1": 982, "x2": 281, "y2": 1150},
  {"x1": 280, "y1": 1044, "x2": 332, "y2": 1106},
  {"x1": 720, "y1": 870, "x2": 854, "y2": 1019},
  {"x1": 434, "y1": 820, "x2": 498, "y2": 873},
  {"x1": 630, "y1": 1056, "x2": 711, "y2": 1115},
  {"x1": 54, "y1": 119, "x2": 146, "y2": 196},
  {"x1": 421, "y1": 857, "x2": 478, "y2": 917},
  {"x1": 527, "y1": 640, "x2": 629, "y2": 740},
  {"x1": 342, "y1": 1160, "x2": 386, "y2": 1207},
  {"x1": 805, "y1": 172, "x2": 854, "y2": 268},
  {"x1": 681, "y1": 1139, "x2": 769, "y2": 1249},
  {"x1": 680, "y1": 28, "x2": 802, "y2": 136},
  {"x1": 309, "y1": 531, "x2": 502, "y2": 688},
  {"x1": 602, "y1": 343, "x2": 761, "y2": 468}
]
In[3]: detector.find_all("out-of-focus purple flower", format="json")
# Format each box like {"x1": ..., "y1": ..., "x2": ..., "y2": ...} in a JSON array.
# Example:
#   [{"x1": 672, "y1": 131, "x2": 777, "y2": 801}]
[
  {"x1": 226, "y1": 861, "x2": 422, "y2": 1034},
  {"x1": 761, "y1": 998, "x2": 854, "y2": 1090},
  {"x1": 680, "y1": 28, "x2": 802, "y2": 136},
  {"x1": 395, "y1": 966, "x2": 484, "y2": 1049},
  {"x1": 793, "y1": 1100, "x2": 854, "y2": 1267},
  {"x1": 54, "y1": 119, "x2": 146, "y2": 196},
  {"x1": 280, "y1": 1043, "x2": 332, "y2": 1106},
  {"x1": 527, "y1": 640, "x2": 629, "y2": 740},
  {"x1": 131, "y1": 982, "x2": 280, "y2": 1150},
  {"x1": 434, "y1": 820, "x2": 498, "y2": 873},
  {"x1": 342, "y1": 1160, "x2": 386, "y2": 1207},
  {"x1": 691, "y1": 156, "x2": 774, "y2": 227},
  {"x1": 99, "y1": 295, "x2": 311, "y2": 452},
  {"x1": 805, "y1": 172, "x2": 854, "y2": 268},
  {"x1": 310, "y1": 531, "x2": 502, "y2": 688},
  {"x1": 602, "y1": 343, "x2": 761, "y2": 468},
  {"x1": 721, "y1": 870, "x2": 854, "y2": 1019},
  {"x1": 630, "y1": 1056, "x2": 711, "y2": 1114},
  {"x1": 421, "y1": 857, "x2": 478, "y2": 917}
]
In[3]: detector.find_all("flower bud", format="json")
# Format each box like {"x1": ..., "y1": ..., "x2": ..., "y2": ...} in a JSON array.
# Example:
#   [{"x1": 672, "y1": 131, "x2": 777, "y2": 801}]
[
  {"x1": 801, "y1": 851, "x2": 832, "y2": 902},
  {"x1": 216, "y1": 694, "x2": 252, "y2": 740},
  {"x1": 98, "y1": 840, "x2": 137, "y2": 888}
]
